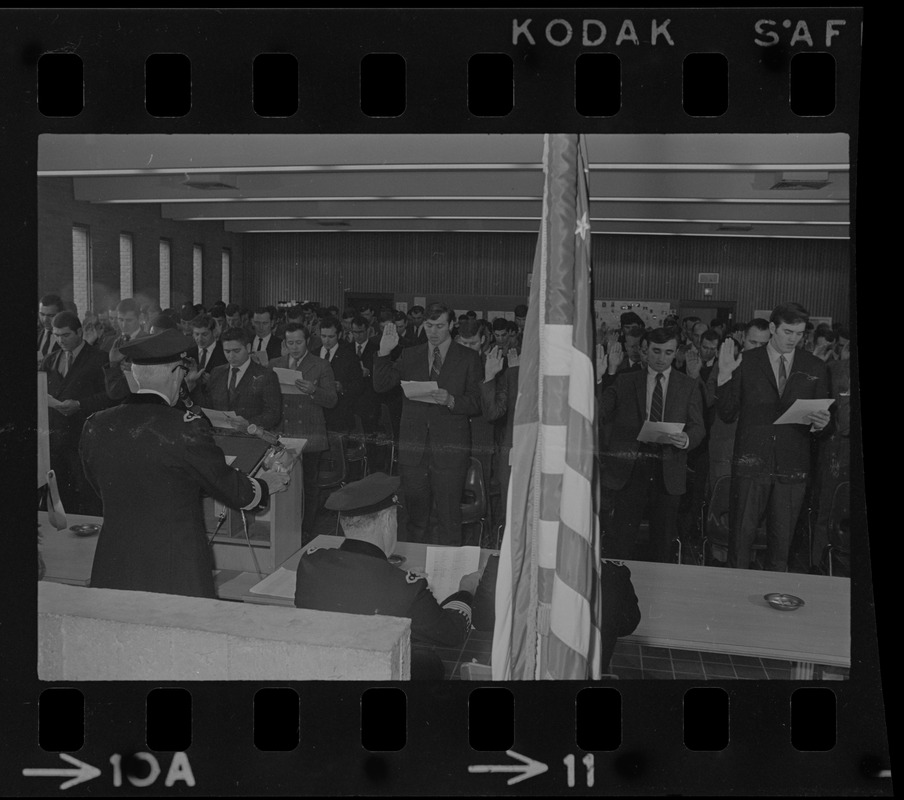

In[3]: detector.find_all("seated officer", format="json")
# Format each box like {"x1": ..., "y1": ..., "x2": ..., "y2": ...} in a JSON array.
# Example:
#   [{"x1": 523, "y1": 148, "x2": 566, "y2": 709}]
[{"x1": 294, "y1": 473, "x2": 476, "y2": 679}]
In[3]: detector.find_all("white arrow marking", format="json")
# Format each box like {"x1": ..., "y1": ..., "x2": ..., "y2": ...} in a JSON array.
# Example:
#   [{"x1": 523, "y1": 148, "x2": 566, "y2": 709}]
[
  {"x1": 468, "y1": 749, "x2": 548, "y2": 786},
  {"x1": 22, "y1": 752, "x2": 101, "y2": 790}
]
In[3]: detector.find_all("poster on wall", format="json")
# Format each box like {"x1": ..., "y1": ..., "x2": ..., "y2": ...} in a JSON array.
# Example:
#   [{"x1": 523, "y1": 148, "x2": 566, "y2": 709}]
[{"x1": 594, "y1": 299, "x2": 675, "y2": 332}]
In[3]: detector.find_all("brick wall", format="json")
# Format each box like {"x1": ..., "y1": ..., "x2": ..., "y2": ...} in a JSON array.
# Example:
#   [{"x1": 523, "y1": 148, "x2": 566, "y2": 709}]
[{"x1": 38, "y1": 178, "x2": 243, "y2": 313}]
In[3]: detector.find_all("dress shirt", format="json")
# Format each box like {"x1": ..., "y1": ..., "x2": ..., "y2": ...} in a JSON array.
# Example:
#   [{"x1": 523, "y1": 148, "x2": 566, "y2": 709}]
[
  {"x1": 228, "y1": 358, "x2": 253, "y2": 387},
  {"x1": 58, "y1": 341, "x2": 86, "y2": 377},
  {"x1": 645, "y1": 366, "x2": 688, "y2": 449},
  {"x1": 253, "y1": 333, "x2": 272, "y2": 352},
  {"x1": 197, "y1": 343, "x2": 215, "y2": 370},
  {"x1": 320, "y1": 343, "x2": 339, "y2": 362},
  {"x1": 426, "y1": 337, "x2": 453, "y2": 373},
  {"x1": 766, "y1": 341, "x2": 795, "y2": 388}
]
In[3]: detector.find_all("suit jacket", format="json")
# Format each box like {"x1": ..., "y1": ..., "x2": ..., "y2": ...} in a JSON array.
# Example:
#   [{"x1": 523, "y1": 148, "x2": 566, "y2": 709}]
[
  {"x1": 189, "y1": 341, "x2": 228, "y2": 374},
  {"x1": 198, "y1": 359, "x2": 282, "y2": 430},
  {"x1": 40, "y1": 343, "x2": 114, "y2": 446},
  {"x1": 37, "y1": 328, "x2": 59, "y2": 359},
  {"x1": 352, "y1": 338, "x2": 382, "y2": 422},
  {"x1": 81, "y1": 394, "x2": 267, "y2": 598},
  {"x1": 251, "y1": 334, "x2": 283, "y2": 362},
  {"x1": 320, "y1": 343, "x2": 364, "y2": 432},
  {"x1": 480, "y1": 363, "x2": 520, "y2": 451},
  {"x1": 598, "y1": 367, "x2": 705, "y2": 495},
  {"x1": 268, "y1": 353, "x2": 337, "y2": 452},
  {"x1": 716, "y1": 345, "x2": 829, "y2": 482},
  {"x1": 373, "y1": 341, "x2": 482, "y2": 465}
]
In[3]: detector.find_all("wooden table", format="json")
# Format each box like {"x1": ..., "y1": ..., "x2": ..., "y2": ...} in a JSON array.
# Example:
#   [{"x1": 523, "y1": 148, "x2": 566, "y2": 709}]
[
  {"x1": 621, "y1": 560, "x2": 850, "y2": 678},
  {"x1": 38, "y1": 512, "x2": 101, "y2": 586},
  {"x1": 237, "y1": 535, "x2": 850, "y2": 679}
]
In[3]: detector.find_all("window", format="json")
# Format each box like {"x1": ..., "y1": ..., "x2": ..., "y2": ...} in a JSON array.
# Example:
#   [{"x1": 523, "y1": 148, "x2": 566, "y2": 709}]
[
  {"x1": 192, "y1": 244, "x2": 203, "y2": 305},
  {"x1": 119, "y1": 233, "x2": 134, "y2": 299},
  {"x1": 159, "y1": 239, "x2": 172, "y2": 310},
  {"x1": 221, "y1": 248, "x2": 231, "y2": 303},
  {"x1": 72, "y1": 225, "x2": 92, "y2": 316}
]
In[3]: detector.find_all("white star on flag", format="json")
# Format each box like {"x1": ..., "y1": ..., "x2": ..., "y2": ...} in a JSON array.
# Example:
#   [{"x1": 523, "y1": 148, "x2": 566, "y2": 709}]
[{"x1": 575, "y1": 212, "x2": 590, "y2": 240}]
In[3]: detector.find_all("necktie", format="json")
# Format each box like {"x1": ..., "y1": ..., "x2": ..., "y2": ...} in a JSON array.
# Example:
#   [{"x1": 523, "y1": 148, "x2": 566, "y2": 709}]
[
  {"x1": 58, "y1": 351, "x2": 71, "y2": 378},
  {"x1": 322, "y1": 348, "x2": 330, "y2": 362},
  {"x1": 650, "y1": 372, "x2": 664, "y2": 422},
  {"x1": 198, "y1": 348, "x2": 208, "y2": 370},
  {"x1": 431, "y1": 346, "x2": 443, "y2": 380},
  {"x1": 778, "y1": 355, "x2": 788, "y2": 394},
  {"x1": 357, "y1": 343, "x2": 363, "y2": 358},
  {"x1": 40, "y1": 330, "x2": 51, "y2": 357},
  {"x1": 289, "y1": 356, "x2": 296, "y2": 370},
  {"x1": 228, "y1": 367, "x2": 239, "y2": 403},
  {"x1": 256, "y1": 338, "x2": 263, "y2": 351}
]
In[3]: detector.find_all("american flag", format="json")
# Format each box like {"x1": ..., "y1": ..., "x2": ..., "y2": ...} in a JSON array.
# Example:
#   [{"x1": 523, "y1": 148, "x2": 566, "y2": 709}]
[{"x1": 492, "y1": 134, "x2": 603, "y2": 680}]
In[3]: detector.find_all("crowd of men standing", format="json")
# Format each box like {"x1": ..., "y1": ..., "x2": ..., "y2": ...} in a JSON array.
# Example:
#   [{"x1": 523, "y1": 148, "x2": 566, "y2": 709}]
[{"x1": 38, "y1": 290, "x2": 851, "y2": 575}]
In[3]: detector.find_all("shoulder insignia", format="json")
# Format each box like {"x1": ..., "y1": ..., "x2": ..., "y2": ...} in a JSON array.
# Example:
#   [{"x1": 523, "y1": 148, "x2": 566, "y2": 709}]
[
  {"x1": 183, "y1": 409, "x2": 203, "y2": 422},
  {"x1": 306, "y1": 547, "x2": 320, "y2": 555},
  {"x1": 405, "y1": 570, "x2": 423, "y2": 584}
]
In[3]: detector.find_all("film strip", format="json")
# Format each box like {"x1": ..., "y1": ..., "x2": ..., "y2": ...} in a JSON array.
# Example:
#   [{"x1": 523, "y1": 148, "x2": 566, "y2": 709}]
[{"x1": 4, "y1": 7, "x2": 889, "y2": 796}]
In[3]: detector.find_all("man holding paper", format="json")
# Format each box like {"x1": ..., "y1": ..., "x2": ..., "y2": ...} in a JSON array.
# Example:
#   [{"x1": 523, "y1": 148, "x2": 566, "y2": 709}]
[
  {"x1": 598, "y1": 327, "x2": 705, "y2": 562},
  {"x1": 716, "y1": 302, "x2": 831, "y2": 571},
  {"x1": 372, "y1": 302, "x2": 482, "y2": 545}
]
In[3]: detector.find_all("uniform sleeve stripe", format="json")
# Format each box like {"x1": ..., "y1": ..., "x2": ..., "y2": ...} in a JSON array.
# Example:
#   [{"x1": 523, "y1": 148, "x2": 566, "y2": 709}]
[{"x1": 239, "y1": 477, "x2": 262, "y2": 510}]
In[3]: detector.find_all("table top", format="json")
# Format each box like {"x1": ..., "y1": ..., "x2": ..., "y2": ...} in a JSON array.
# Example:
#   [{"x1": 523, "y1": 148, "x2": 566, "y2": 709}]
[
  {"x1": 38, "y1": 512, "x2": 101, "y2": 585},
  {"x1": 241, "y1": 535, "x2": 850, "y2": 669}
]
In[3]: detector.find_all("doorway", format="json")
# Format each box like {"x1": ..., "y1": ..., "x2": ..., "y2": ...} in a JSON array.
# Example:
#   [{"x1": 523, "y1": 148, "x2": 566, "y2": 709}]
[{"x1": 678, "y1": 300, "x2": 736, "y2": 328}]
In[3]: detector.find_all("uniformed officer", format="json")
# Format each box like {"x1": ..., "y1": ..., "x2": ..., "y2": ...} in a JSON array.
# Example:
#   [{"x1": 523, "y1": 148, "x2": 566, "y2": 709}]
[
  {"x1": 294, "y1": 473, "x2": 476, "y2": 678},
  {"x1": 80, "y1": 329, "x2": 290, "y2": 599}
]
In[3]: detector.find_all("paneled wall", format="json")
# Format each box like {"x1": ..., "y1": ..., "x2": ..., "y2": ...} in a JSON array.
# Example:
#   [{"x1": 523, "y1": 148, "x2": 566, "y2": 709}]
[
  {"x1": 241, "y1": 232, "x2": 852, "y2": 323},
  {"x1": 37, "y1": 178, "x2": 243, "y2": 312}
]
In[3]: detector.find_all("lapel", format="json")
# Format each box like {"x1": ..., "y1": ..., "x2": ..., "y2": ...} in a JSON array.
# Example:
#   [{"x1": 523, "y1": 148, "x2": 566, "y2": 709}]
[
  {"x1": 755, "y1": 346, "x2": 780, "y2": 396},
  {"x1": 410, "y1": 343, "x2": 430, "y2": 381},
  {"x1": 663, "y1": 369, "x2": 680, "y2": 421},
  {"x1": 633, "y1": 368, "x2": 648, "y2": 420}
]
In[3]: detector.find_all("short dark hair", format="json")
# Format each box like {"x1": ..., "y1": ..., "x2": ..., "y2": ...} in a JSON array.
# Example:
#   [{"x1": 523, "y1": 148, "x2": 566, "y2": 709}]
[
  {"x1": 283, "y1": 322, "x2": 308, "y2": 340},
  {"x1": 285, "y1": 305, "x2": 306, "y2": 323},
  {"x1": 351, "y1": 315, "x2": 369, "y2": 330},
  {"x1": 514, "y1": 304, "x2": 528, "y2": 317},
  {"x1": 492, "y1": 317, "x2": 508, "y2": 332},
  {"x1": 341, "y1": 307, "x2": 357, "y2": 320},
  {"x1": 815, "y1": 328, "x2": 838, "y2": 343},
  {"x1": 253, "y1": 305, "x2": 276, "y2": 320},
  {"x1": 409, "y1": 305, "x2": 424, "y2": 315},
  {"x1": 426, "y1": 302, "x2": 454, "y2": 324},
  {"x1": 393, "y1": 310, "x2": 407, "y2": 322},
  {"x1": 326, "y1": 305, "x2": 340, "y2": 316},
  {"x1": 149, "y1": 314, "x2": 177, "y2": 331},
  {"x1": 117, "y1": 298, "x2": 140, "y2": 315},
  {"x1": 701, "y1": 330, "x2": 721, "y2": 345},
  {"x1": 465, "y1": 310, "x2": 478, "y2": 320},
  {"x1": 359, "y1": 302, "x2": 375, "y2": 314},
  {"x1": 710, "y1": 318, "x2": 725, "y2": 329},
  {"x1": 319, "y1": 316, "x2": 340, "y2": 335},
  {"x1": 457, "y1": 319, "x2": 484, "y2": 339},
  {"x1": 648, "y1": 327, "x2": 678, "y2": 346},
  {"x1": 746, "y1": 317, "x2": 771, "y2": 334},
  {"x1": 191, "y1": 313, "x2": 217, "y2": 332},
  {"x1": 626, "y1": 328, "x2": 650, "y2": 345},
  {"x1": 620, "y1": 311, "x2": 644, "y2": 329},
  {"x1": 40, "y1": 293, "x2": 64, "y2": 310},
  {"x1": 506, "y1": 321, "x2": 519, "y2": 334},
  {"x1": 770, "y1": 302, "x2": 809, "y2": 327},
  {"x1": 52, "y1": 311, "x2": 81, "y2": 332},
  {"x1": 225, "y1": 303, "x2": 241, "y2": 316},
  {"x1": 221, "y1": 327, "x2": 251, "y2": 346}
]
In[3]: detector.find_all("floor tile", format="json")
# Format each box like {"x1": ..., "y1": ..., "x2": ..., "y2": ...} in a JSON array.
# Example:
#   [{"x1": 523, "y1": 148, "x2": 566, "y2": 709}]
[
  {"x1": 641, "y1": 669, "x2": 676, "y2": 680},
  {"x1": 671, "y1": 659, "x2": 705, "y2": 675},
  {"x1": 700, "y1": 652, "x2": 733, "y2": 665},
  {"x1": 611, "y1": 667, "x2": 644, "y2": 680},
  {"x1": 640, "y1": 656, "x2": 673, "y2": 672},
  {"x1": 641, "y1": 645, "x2": 672, "y2": 658},
  {"x1": 702, "y1": 663, "x2": 737, "y2": 678},
  {"x1": 733, "y1": 664, "x2": 768, "y2": 679},
  {"x1": 669, "y1": 648, "x2": 704, "y2": 661}
]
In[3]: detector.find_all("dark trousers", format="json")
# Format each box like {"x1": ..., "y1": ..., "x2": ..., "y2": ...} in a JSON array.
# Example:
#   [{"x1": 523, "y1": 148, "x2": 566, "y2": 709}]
[
  {"x1": 400, "y1": 433, "x2": 468, "y2": 546},
  {"x1": 606, "y1": 456, "x2": 680, "y2": 563},
  {"x1": 728, "y1": 475, "x2": 807, "y2": 571}
]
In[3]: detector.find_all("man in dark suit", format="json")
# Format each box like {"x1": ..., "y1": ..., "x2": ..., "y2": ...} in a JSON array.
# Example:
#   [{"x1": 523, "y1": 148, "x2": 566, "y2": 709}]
[
  {"x1": 196, "y1": 327, "x2": 282, "y2": 431},
  {"x1": 350, "y1": 315, "x2": 382, "y2": 429},
  {"x1": 373, "y1": 302, "x2": 483, "y2": 545},
  {"x1": 597, "y1": 327, "x2": 706, "y2": 562},
  {"x1": 188, "y1": 313, "x2": 227, "y2": 375},
  {"x1": 100, "y1": 297, "x2": 144, "y2": 353},
  {"x1": 81, "y1": 329, "x2": 288, "y2": 598},
  {"x1": 250, "y1": 305, "x2": 283, "y2": 363},
  {"x1": 716, "y1": 302, "x2": 831, "y2": 572},
  {"x1": 37, "y1": 293, "x2": 63, "y2": 362},
  {"x1": 39, "y1": 311, "x2": 114, "y2": 514},
  {"x1": 406, "y1": 305, "x2": 427, "y2": 344},
  {"x1": 318, "y1": 316, "x2": 364, "y2": 434}
]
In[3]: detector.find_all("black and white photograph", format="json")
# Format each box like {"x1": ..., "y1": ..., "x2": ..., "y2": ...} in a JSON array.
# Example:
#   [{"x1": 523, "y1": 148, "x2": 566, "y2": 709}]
[{"x1": 4, "y1": 6, "x2": 888, "y2": 797}]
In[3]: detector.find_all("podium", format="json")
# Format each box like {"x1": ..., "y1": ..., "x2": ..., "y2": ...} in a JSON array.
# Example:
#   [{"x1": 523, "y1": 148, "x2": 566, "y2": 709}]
[{"x1": 203, "y1": 434, "x2": 306, "y2": 574}]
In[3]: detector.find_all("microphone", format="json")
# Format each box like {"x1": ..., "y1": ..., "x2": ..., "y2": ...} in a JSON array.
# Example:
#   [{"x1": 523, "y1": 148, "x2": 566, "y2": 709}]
[{"x1": 246, "y1": 424, "x2": 281, "y2": 447}]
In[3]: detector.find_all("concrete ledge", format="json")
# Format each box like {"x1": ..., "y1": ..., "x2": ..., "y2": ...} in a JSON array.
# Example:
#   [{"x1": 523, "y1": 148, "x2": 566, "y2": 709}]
[{"x1": 38, "y1": 582, "x2": 411, "y2": 681}]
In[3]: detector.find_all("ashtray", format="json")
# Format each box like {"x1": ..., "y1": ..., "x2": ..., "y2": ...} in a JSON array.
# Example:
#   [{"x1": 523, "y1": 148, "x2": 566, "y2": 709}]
[
  {"x1": 764, "y1": 593, "x2": 805, "y2": 611},
  {"x1": 387, "y1": 554, "x2": 406, "y2": 567},
  {"x1": 70, "y1": 524, "x2": 100, "y2": 537}
]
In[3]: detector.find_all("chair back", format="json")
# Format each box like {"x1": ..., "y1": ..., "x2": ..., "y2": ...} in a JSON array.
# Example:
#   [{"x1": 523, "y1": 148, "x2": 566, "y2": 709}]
[
  {"x1": 460, "y1": 457, "x2": 487, "y2": 525},
  {"x1": 316, "y1": 431, "x2": 347, "y2": 489},
  {"x1": 344, "y1": 415, "x2": 368, "y2": 480}
]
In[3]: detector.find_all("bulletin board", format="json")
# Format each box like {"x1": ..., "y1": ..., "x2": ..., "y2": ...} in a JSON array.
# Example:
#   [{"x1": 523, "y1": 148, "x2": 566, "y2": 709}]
[{"x1": 594, "y1": 299, "x2": 676, "y2": 332}]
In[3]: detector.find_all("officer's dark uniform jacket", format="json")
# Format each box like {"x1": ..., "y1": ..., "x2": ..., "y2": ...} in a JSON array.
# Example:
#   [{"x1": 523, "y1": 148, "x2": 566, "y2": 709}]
[
  {"x1": 294, "y1": 538, "x2": 472, "y2": 647},
  {"x1": 80, "y1": 393, "x2": 268, "y2": 598}
]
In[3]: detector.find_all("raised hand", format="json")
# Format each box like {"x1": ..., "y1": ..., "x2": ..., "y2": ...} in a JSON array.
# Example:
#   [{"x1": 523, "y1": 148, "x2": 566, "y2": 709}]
[
  {"x1": 595, "y1": 343, "x2": 608, "y2": 378},
  {"x1": 685, "y1": 346, "x2": 702, "y2": 379},
  {"x1": 379, "y1": 321, "x2": 399, "y2": 356},
  {"x1": 717, "y1": 338, "x2": 742, "y2": 377},
  {"x1": 484, "y1": 346, "x2": 504, "y2": 382},
  {"x1": 607, "y1": 341, "x2": 624, "y2": 374}
]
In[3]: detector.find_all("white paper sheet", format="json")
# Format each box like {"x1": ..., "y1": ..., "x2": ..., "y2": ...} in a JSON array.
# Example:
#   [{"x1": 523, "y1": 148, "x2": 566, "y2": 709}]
[
  {"x1": 636, "y1": 420, "x2": 685, "y2": 443},
  {"x1": 272, "y1": 367, "x2": 303, "y2": 394},
  {"x1": 773, "y1": 398, "x2": 835, "y2": 425},
  {"x1": 425, "y1": 545, "x2": 480, "y2": 602},
  {"x1": 200, "y1": 407, "x2": 240, "y2": 428},
  {"x1": 225, "y1": 455, "x2": 237, "y2": 466},
  {"x1": 401, "y1": 380, "x2": 439, "y2": 402},
  {"x1": 248, "y1": 566, "x2": 297, "y2": 598}
]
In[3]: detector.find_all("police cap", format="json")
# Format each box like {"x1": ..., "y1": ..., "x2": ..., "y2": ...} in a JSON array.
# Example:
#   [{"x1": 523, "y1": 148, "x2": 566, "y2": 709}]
[
  {"x1": 325, "y1": 472, "x2": 401, "y2": 516},
  {"x1": 119, "y1": 329, "x2": 195, "y2": 365}
]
